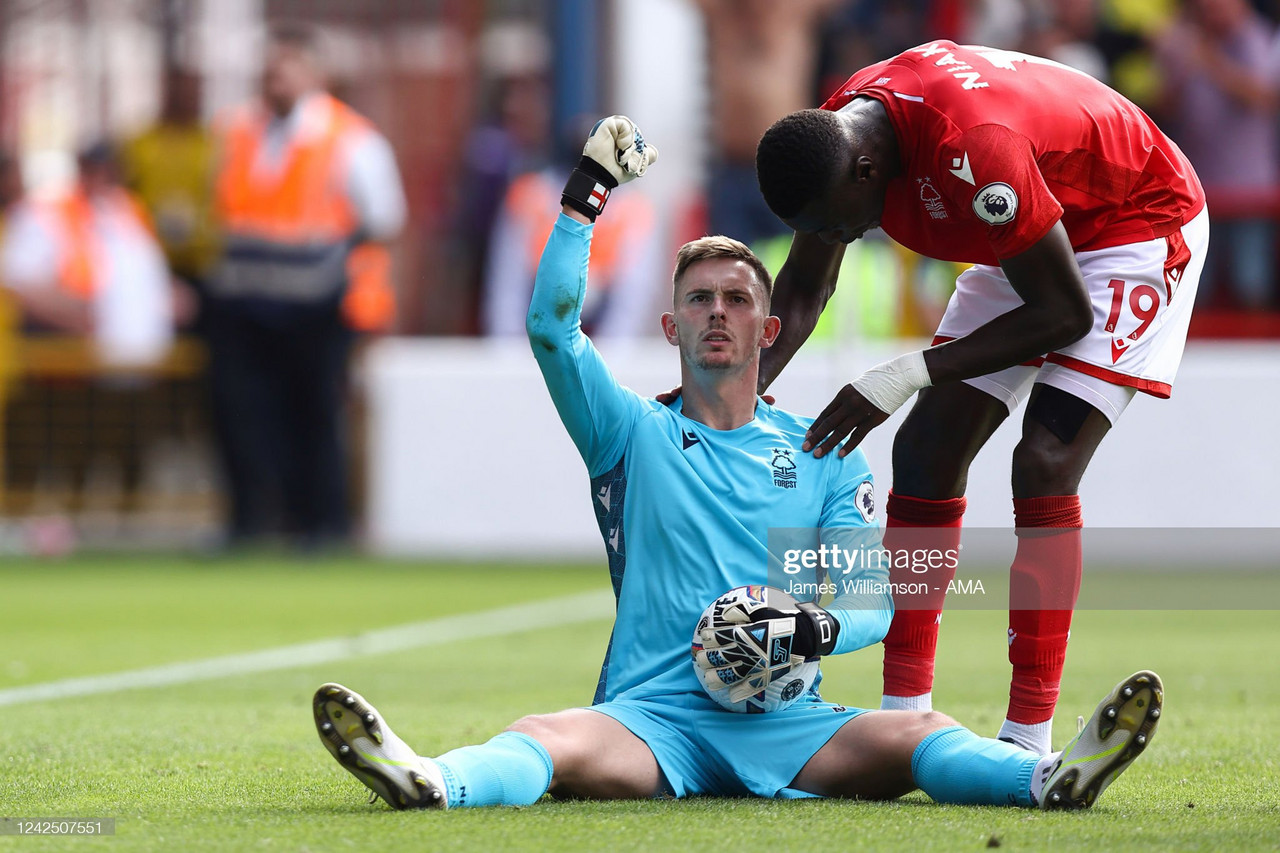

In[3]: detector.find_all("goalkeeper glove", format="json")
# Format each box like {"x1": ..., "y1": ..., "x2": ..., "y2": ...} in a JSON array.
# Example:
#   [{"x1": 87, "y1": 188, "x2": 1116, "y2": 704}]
[
  {"x1": 693, "y1": 599, "x2": 838, "y2": 703},
  {"x1": 561, "y1": 115, "x2": 659, "y2": 221},
  {"x1": 758, "y1": 601, "x2": 840, "y2": 658}
]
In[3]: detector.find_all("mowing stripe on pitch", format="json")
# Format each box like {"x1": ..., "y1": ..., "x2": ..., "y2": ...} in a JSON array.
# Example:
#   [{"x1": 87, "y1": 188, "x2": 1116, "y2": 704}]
[{"x1": 0, "y1": 589, "x2": 615, "y2": 707}]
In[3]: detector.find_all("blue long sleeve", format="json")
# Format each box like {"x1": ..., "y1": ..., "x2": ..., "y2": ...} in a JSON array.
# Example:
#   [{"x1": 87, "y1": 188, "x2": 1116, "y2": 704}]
[
  {"x1": 526, "y1": 213, "x2": 646, "y2": 477},
  {"x1": 830, "y1": 583, "x2": 894, "y2": 656},
  {"x1": 818, "y1": 475, "x2": 895, "y2": 656}
]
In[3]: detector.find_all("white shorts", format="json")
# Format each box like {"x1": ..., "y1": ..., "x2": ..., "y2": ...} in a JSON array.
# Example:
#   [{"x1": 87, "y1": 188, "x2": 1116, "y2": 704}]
[{"x1": 934, "y1": 206, "x2": 1209, "y2": 424}]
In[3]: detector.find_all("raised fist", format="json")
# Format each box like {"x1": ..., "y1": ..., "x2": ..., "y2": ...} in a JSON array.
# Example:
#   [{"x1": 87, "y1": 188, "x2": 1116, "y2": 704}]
[
  {"x1": 562, "y1": 115, "x2": 658, "y2": 221},
  {"x1": 582, "y1": 115, "x2": 658, "y2": 184}
]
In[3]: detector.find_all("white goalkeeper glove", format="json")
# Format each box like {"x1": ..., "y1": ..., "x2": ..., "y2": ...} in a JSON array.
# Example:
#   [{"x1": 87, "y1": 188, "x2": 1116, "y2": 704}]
[
  {"x1": 561, "y1": 115, "x2": 658, "y2": 221},
  {"x1": 694, "y1": 614, "x2": 793, "y2": 703},
  {"x1": 693, "y1": 599, "x2": 838, "y2": 703}
]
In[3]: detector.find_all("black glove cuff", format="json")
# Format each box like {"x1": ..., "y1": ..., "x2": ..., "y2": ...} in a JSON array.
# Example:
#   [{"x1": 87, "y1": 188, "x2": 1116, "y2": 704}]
[
  {"x1": 561, "y1": 156, "x2": 619, "y2": 222},
  {"x1": 578, "y1": 155, "x2": 619, "y2": 189},
  {"x1": 796, "y1": 601, "x2": 839, "y2": 657}
]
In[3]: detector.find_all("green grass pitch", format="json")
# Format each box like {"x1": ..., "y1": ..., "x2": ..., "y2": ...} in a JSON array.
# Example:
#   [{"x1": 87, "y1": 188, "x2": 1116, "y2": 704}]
[{"x1": 2, "y1": 555, "x2": 1277, "y2": 851}]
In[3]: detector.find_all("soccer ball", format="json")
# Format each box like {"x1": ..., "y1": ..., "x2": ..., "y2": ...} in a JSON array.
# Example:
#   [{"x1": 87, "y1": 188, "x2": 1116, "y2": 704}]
[{"x1": 690, "y1": 585, "x2": 819, "y2": 714}]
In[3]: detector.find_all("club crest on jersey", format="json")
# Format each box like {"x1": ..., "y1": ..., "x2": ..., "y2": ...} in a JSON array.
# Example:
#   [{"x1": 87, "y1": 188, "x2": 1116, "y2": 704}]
[
  {"x1": 917, "y1": 177, "x2": 948, "y2": 220},
  {"x1": 973, "y1": 182, "x2": 1018, "y2": 225},
  {"x1": 770, "y1": 448, "x2": 797, "y2": 490}
]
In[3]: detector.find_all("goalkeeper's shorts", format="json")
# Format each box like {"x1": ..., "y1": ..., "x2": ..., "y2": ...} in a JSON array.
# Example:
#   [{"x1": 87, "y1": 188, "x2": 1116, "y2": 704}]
[{"x1": 588, "y1": 693, "x2": 870, "y2": 798}]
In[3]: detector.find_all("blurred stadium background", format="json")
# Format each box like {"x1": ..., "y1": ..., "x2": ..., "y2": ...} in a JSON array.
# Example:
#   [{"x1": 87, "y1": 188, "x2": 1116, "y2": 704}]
[
  {"x1": 1, "y1": 3, "x2": 1277, "y2": 846},
  {"x1": 0, "y1": 0, "x2": 1273, "y2": 557}
]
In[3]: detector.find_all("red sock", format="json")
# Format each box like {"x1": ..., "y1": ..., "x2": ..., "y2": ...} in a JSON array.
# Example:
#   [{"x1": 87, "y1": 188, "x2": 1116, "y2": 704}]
[
  {"x1": 1007, "y1": 495, "x2": 1084, "y2": 725},
  {"x1": 881, "y1": 492, "x2": 966, "y2": 697}
]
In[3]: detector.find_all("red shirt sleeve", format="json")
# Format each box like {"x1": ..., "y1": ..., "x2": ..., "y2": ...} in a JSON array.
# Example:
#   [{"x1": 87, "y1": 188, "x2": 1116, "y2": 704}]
[{"x1": 944, "y1": 124, "x2": 1062, "y2": 259}]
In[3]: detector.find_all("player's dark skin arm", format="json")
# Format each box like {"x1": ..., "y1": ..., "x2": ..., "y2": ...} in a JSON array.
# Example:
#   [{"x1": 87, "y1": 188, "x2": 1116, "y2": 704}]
[
  {"x1": 757, "y1": 231, "x2": 846, "y2": 394},
  {"x1": 805, "y1": 220, "x2": 1093, "y2": 456},
  {"x1": 924, "y1": 220, "x2": 1091, "y2": 383}
]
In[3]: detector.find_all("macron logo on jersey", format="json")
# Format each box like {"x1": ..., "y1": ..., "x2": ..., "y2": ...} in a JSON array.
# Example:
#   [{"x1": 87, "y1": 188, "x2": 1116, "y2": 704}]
[
  {"x1": 682, "y1": 429, "x2": 701, "y2": 450},
  {"x1": 949, "y1": 152, "x2": 975, "y2": 186}
]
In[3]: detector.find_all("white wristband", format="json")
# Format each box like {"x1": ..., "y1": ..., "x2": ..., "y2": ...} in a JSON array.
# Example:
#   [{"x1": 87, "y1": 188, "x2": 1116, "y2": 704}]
[{"x1": 851, "y1": 351, "x2": 932, "y2": 416}]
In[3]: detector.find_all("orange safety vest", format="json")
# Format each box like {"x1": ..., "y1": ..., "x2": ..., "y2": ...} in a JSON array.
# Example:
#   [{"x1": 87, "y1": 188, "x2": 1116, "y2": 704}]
[
  {"x1": 36, "y1": 189, "x2": 154, "y2": 298},
  {"x1": 215, "y1": 93, "x2": 394, "y2": 331},
  {"x1": 504, "y1": 172, "x2": 632, "y2": 287},
  {"x1": 55, "y1": 193, "x2": 98, "y2": 298}
]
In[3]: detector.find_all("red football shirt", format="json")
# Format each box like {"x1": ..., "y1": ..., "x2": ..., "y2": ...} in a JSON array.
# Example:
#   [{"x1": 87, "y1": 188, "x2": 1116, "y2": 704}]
[{"x1": 821, "y1": 41, "x2": 1205, "y2": 264}]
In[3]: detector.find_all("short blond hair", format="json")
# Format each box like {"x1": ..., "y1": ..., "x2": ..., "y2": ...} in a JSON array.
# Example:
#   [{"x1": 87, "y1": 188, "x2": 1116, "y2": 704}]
[{"x1": 672, "y1": 236, "x2": 774, "y2": 304}]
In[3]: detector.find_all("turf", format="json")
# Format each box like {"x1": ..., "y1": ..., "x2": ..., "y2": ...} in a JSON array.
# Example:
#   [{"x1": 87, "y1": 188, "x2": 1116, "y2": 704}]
[{"x1": 1, "y1": 555, "x2": 1277, "y2": 851}]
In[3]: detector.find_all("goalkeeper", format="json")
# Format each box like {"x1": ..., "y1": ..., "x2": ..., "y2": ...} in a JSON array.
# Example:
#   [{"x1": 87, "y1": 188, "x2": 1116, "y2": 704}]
[{"x1": 313, "y1": 117, "x2": 1163, "y2": 811}]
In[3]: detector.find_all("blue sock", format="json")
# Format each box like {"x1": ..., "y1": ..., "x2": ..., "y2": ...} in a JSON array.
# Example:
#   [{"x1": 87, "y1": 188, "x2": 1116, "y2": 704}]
[
  {"x1": 433, "y1": 731, "x2": 554, "y2": 808},
  {"x1": 912, "y1": 725, "x2": 1039, "y2": 807}
]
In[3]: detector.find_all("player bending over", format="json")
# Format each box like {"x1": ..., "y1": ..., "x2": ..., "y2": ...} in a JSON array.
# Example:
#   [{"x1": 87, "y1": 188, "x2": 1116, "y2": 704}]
[
  {"x1": 754, "y1": 41, "x2": 1205, "y2": 754},
  {"x1": 313, "y1": 117, "x2": 1163, "y2": 811}
]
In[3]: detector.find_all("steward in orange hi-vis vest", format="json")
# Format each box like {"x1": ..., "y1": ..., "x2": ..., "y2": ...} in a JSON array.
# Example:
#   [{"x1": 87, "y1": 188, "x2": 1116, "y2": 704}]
[
  {"x1": 213, "y1": 92, "x2": 394, "y2": 331},
  {"x1": 205, "y1": 25, "x2": 405, "y2": 549}
]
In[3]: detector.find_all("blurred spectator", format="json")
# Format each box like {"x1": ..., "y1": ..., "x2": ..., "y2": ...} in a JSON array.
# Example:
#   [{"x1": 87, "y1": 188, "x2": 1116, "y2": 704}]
[
  {"x1": 818, "y1": 1, "x2": 950, "y2": 94},
  {"x1": 1084, "y1": 1, "x2": 1178, "y2": 108},
  {"x1": 0, "y1": 144, "x2": 178, "y2": 519},
  {"x1": 482, "y1": 152, "x2": 661, "y2": 340},
  {"x1": 0, "y1": 143, "x2": 176, "y2": 367},
  {"x1": 208, "y1": 23, "x2": 406, "y2": 548},
  {"x1": 0, "y1": 153, "x2": 22, "y2": 213},
  {"x1": 457, "y1": 73, "x2": 553, "y2": 332},
  {"x1": 1155, "y1": 0, "x2": 1280, "y2": 309},
  {"x1": 1021, "y1": 0, "x2": 1112, "y2": 81},
  {"x1": 963, "y1": 0, "x2": 1033, "y2": 47},
  {"x1": 694, "y1": 0, "x2": 844, "y2": 247},
  {"x1": 121, "y1": 69, "x2": 220, "y2": 315},
  {"x1": 0, "y1": 153, "x2": 23, "y2": 496}
]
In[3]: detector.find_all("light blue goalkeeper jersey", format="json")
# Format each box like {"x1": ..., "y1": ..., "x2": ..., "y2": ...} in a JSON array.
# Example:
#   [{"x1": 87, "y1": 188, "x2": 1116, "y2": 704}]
[{"x1": 528, "y1": 213, "x2": 893, "y2": 707}]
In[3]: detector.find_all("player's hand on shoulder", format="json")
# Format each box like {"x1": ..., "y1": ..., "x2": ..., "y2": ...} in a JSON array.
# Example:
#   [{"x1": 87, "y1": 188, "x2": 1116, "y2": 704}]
[
  {"x1": 803, "y1": 383, "x2": 890, "y2": 458},
  {"x1": 583, "y1": 115, "x2": 658, "y2": 185},
  {"x1": 807, "y1": 351, "x2": 931, "y2": 456},
  {"x1": 655, "y1": 385, "x2": 682, "y2": 406},
  {"x1": 805, "y1": 350, "x2": 930, "y2": 456}
]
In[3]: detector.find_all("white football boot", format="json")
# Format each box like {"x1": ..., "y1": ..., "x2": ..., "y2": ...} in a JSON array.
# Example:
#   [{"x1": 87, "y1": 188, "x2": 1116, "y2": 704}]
[
  {"x1": 313, "y1": 683, "x2": 448, "y2": 809},
  {"x1": 1039, "y1": 670, "x2": 1163, "y2": 810}
]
